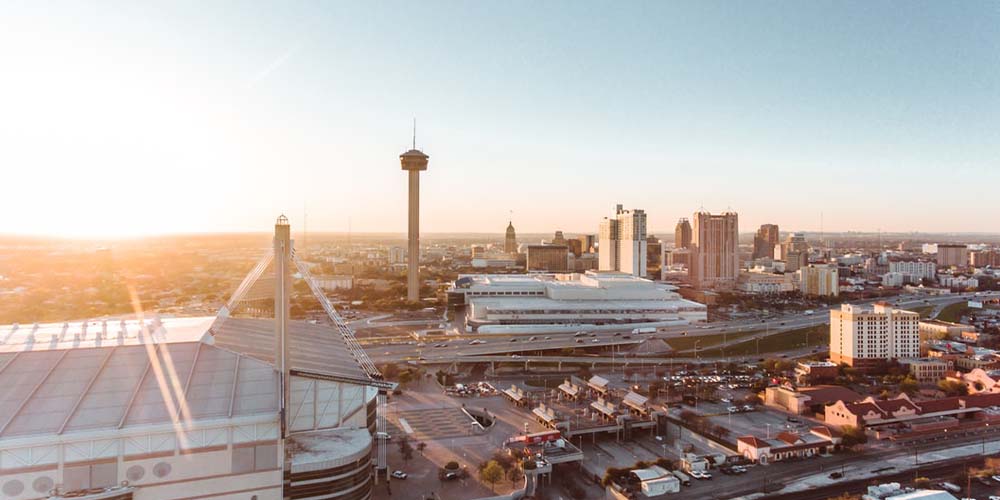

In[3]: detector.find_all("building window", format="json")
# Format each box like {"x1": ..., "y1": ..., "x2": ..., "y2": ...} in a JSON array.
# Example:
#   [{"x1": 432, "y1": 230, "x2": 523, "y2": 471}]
[
  {"x1": 233, "y1": 444, "x2": 279, "y2": 473},
  {"x1": 63, "y1": 462, "x2": 118, "y2": 492}
]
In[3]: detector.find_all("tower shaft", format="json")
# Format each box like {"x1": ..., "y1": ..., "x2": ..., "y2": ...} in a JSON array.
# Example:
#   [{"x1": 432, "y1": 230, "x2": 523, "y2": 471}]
[{"x1": 407, "y1": 170, "x2": 420, "y2": 302}]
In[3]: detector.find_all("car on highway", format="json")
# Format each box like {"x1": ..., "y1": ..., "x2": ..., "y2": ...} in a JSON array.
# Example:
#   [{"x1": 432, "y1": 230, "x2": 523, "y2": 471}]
[
  {"x1": 591, "y1": 339, "x2": 600, "y2": 343},
  {"x1": 992, "y1": 474, "x2": 1000, "y2": 483},
  {"x1": 574, "y1": 332, "x2": 586, "y2": 337},
  {"x1": 528, "y1": 336, "x2": 537, "y2": 341},
  {"x1": 509, "y1": 338, "x2": 517, "y2": 342},
  {"x1": 544, "y1": 336, "x2": 551, "y2": 340}
]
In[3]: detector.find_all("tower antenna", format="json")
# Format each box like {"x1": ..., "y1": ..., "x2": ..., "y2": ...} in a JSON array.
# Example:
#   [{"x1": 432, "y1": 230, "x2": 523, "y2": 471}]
[{"x1": 412, "y1": 118, "x2": 416, "y2": 150}]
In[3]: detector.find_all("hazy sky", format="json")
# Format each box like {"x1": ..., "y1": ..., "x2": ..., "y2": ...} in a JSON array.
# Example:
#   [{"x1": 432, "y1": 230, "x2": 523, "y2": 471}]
[{"x1": 1, "y1": 1, "x2": 998, "y2": 237}]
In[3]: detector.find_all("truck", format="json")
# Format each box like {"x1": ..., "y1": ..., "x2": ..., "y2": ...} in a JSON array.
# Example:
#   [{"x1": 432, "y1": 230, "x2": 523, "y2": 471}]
[
  {"x1": 632, "y1": 327, "x2": 657, "y2": 334},
  {"x1": 671, "y1": 470, "x2": 691, "y2": 486}
]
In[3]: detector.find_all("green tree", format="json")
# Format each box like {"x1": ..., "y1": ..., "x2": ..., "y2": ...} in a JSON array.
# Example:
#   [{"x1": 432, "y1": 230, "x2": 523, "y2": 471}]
[
  {"x1": 481, "y1": 461, "x2": 504, "y2": 492},
  {"x1": 899, "y1": 377, "x2": 919, "y2": 396},
  {"x1": 840, "y1": 425, "x2": 868, "y2": 449},
  {"x1": 938, "y1": 379, "x2": 968, "y2": 396},
  {"x1": 398, "y1": 437, "x2": 414, "y2": 464}
]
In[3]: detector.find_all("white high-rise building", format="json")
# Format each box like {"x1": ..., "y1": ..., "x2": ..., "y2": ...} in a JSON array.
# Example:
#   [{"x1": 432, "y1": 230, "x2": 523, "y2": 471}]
[
  {"x1": 830, "y1": 303, "x2": 920, "y2": 370},
  {"x1": 888, "y1": 260, "x2": 936, "y2": 282},
  {"x1": 598, "y1": 204, "x2": 647, "y2": 276}
]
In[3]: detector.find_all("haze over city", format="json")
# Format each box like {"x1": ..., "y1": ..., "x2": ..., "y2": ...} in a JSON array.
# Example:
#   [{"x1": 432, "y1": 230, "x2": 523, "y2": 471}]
[
  {"x1": 6, "y1": 3, "x2": 1000, "y2": 500},
  {"x1": 2, "y1": 1, "x2": 999, "y2": 237}
]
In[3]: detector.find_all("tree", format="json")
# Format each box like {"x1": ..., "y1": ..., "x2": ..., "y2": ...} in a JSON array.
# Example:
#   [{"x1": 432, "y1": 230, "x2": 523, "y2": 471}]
[
  {"x1": 938, "y1": 379, "x2": 969, "y2": 397},
  {"x1": 398, "y1": 437, "x2": 414, "y2": 464},
  {"x1": 417, "y1": 441, "x2": 427, "y2": 455},
  {"x1": 914, "y1": 477, "x2": 931, "y2": 489},
  {"x1": 840, "y1": 425, "x2": 868, "y2": 449},
  {"x1": 481, "y1": 461, "x2": 504, "y2": 492},
  {"x1": 899, "y1": 377, "x2": 919, "y2": 396},
  {"x1": 381, "y1": 363, "x2": 400, "y2": 380}
]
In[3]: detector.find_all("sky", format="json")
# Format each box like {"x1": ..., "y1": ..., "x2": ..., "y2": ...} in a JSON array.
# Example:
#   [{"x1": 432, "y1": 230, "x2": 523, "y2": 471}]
[{"x1": 1, "y1": 1, "x2": 998, "y2": 237}]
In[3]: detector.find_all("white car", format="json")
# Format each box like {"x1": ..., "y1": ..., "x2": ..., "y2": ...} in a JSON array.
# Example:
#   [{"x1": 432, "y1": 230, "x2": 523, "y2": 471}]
[
  {"x1": 391, "y1": 470, "x2": 408, "y2": 479},
  {"x1": 591, "y1": 339, "x2": 600, "y2": 343}
]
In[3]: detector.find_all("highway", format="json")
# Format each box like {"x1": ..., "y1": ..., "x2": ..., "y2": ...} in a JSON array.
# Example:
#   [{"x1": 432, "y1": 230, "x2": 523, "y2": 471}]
[{"x1": 364, "y1": 292, "x2": 998, "y2": 365}]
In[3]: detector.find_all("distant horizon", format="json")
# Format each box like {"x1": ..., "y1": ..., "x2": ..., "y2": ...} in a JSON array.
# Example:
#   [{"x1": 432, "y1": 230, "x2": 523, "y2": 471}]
[{"x1": 4, "y1": 228, "x2": 1000, "y2": 243}]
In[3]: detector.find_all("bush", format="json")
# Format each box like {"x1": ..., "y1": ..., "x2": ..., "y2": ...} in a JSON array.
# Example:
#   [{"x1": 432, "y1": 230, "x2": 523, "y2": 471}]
[{"x1": 445, "y1": 461, "x2": 460, "y2": 470}]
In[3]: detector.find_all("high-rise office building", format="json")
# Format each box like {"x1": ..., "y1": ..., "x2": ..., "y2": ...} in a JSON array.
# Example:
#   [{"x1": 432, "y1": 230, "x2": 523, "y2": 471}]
[
  {"x1": 552, "y1": 230, "x2": 568, "y2": 247},
  {"x1": 598, "y1": 204, "x2": 647, "y2": 276},
  {"x1": 779, "y1": 232, "x2": 809, "y2": 272},
  {"x1": 578, "y1": 234, "x2": 596, "y2": 254},
  {"x1": 800, "y1": 263, "x2": 839, "y2": 297},
  {"x1": 567, "y1": 238, "x2": 584, "y2": 257},
  {"x1": 675, "y1": 218, "x2": 692, "y2": 249},
  {"x1": 505, "y1": 220, "x2": 517, "y2": 254},
  {"x1": 830, "y1": 303, "x2": 920, "y2": 370},
  {"x1": 526, "y1": 244, "x2": 569, "y2": 271},
  {"x1": 937, "y1": 244, "x2": 969, "y2": 268},
  {"x1": 599, "y1": 218, "x2": 619, "y2": 271},
  {"x1": 752, "y1": 224, "x2": 780, "y2": 260},
  {"x1": 689, "y1": 211, "x2": 739, "y2": 289}
]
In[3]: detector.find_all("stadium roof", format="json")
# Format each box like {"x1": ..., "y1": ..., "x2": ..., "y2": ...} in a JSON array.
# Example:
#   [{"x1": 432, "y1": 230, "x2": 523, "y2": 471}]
[
  {"x1": 211, "y1": 317, "x2": 370, "y2": 384},
  {"x1": 0, "y1": 339, "x2": 278, "y2": 441},
  {"x1": 0, "y1": 316, "x2": 213, "y2": 354}
]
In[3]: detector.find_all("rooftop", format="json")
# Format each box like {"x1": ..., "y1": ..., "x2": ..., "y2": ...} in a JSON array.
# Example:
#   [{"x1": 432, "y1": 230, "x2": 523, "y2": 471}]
[
  {"x1": 0, "y1": 316, "x2": 214, "y2": 354},
  {"x1": 211, "y1": 317, "x2": 370, "y2": 384},
  {"x1": 0, "y1": 339, "x2": 278, "y2": 443}
]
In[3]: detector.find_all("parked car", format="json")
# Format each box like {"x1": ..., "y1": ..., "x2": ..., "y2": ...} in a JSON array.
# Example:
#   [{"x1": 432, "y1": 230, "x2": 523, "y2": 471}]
[
  {"x1": 937, "y1": 482, "x2": 961, "y2": 493},
  {"x1": 391, "y1": 470, "x2": 408, "y2": 479}
]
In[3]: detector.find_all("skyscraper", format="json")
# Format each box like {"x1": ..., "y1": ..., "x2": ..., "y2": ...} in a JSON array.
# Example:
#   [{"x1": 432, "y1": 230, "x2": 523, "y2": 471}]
[
  {"x1": 752, "y1": 224, "x2": 780, "y2": 260},
  {"x1": 599, "y1": 204, "x2": 647, "y2": 276},
  {"x1": 599, "y1": 217, "x2": 619, "y2": 271},
  {"x1": 400, "y1": 144, "x2": 429, "y2": 302},
  {"x1": 689, "y1": 211, "x2": 739, "y2": 289},
  {"x1": 505, "y1": 220, "x2": 517, "y2": 254},
  {"x1": 779, "y1": 232, "x2": 809, "y2": 272},
  {"x1": 675, "y1": 218, "x2": 692, "y2": 249}
]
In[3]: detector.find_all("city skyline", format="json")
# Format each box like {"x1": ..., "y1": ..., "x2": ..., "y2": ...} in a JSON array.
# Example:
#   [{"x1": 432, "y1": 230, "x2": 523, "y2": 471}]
[{"x1": 2, "y1": 2, "x2": 999, "y2": 237}]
